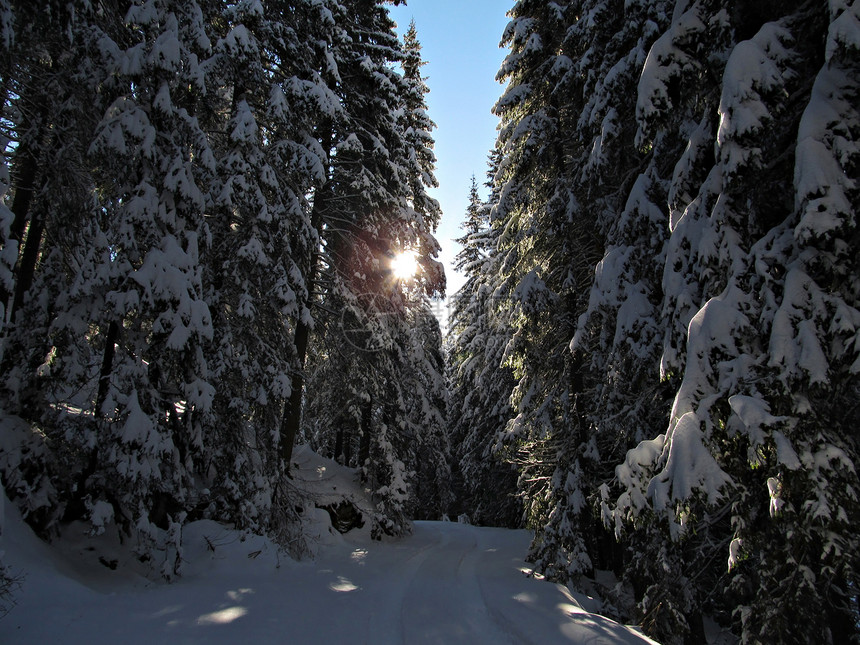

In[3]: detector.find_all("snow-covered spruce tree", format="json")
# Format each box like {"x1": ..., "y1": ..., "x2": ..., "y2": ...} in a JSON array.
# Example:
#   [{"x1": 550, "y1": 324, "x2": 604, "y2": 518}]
[
  {"x1": 296, "y1": 3, "x2": 445, "y2": 537},
  {"x1": 279, "y1": 1, "x2": 441, "y2": 460},
  {"x1": 389, "y1": 22, "x2": 451, "y2": 523},
  {"x1": 490, "y1": 0, "x2": 614, "y2": 578},
  {"x1": 401, "y1": 300, "x2": 451, "y2": 521},
  {"x1": 0, "y1": 1, "x2": 125, "y2": 531},
  {"x1": 447, "y1": 174, "x2": 520, "y2": 527},
  {"x1": 0, "y1": 0, "x2": 218, "y2": 572},
  {"x1": 397, "y1": 22, "x2": 451, "y2": 523},
  {"x1": 302, "y1": 326, "x2": 368, "y2": 467},
  {"x1": 357, "y1": 298, "x2": 450, "y2": 533},
  {"x1": 0, "y1": 0, "x2": 111, "y2": 405},
  {"x1": 199, "y1": 0, "x2": 334, "y2": 537},
  {"x1": 0, "y1": 0, "x2": 80, "y2": 334},
  {"x1": 0, "y1": 0, "x2": 347, "y2": 563},
  {"x1": 515, "y1": 0, "x2": 679, "y2": 596},
  {"x1": 602, "y1": 1, "x2": 786, "y2": 639},
  {"x1": 724, "y1": 4, "x2": 860, "y2": 641},
  {"x1": 305, "y1": 290, "x2": 447, "y2": 536},
  {"x1": 69, "y1": 0, "x2": 219, "y2": 575},
  {"x1": 498, "y1": 1, "x2": 699, "y2": 632},
  {"x1": 400, "y1": 19, "x2": 441, "y2": 227},
  {"x1": 0, "y1": 0, "x2": 446, "y2": 560},
  {"x1": 612, "y1": 5, "x2": 739, "y2": 637},
  {"x1": 608, "y1": 1, "x2": 860, "y2": 642}
]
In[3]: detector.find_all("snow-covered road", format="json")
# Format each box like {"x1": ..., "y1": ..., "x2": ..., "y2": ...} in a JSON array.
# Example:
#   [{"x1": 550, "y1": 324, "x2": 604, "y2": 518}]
[
  {"x1": 400, "y1": 524, "x2": 512, "y2": 643},
  {"x1": 3, "y1": 498, "x2": 657, "y2": 645}
]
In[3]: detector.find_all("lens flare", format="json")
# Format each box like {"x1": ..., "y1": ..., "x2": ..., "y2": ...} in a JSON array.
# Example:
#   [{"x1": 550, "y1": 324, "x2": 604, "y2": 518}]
[{"x1": 391, "y1": 250, "x2": 418, "y2": 280}]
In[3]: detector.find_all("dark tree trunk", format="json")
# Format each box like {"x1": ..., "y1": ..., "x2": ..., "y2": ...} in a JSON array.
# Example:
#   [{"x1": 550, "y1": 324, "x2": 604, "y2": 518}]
[
  {"x1": 358, "y1": 396, "x2": 372, "y2": 471},
  {"x1": 343, "y1": 428, "x2": 353, "y2": 466},
  {"x1": 1, "y1": 143, "x2": 40, "y2": 314},
  {"x1": 0, "y1": 143, "x2": 47, "y2": 419},
  {"x1": 9, "y1": 208, "x2": 45, "y2": 322},
  {"x1": 7, "y1": 147, "x2": 39, "y2": 246},
  {"x1": 280, "y1": 317, "x2": 310, "y2": 469},
  {"x1": 95, "y1": 320, "x2": 120, "y2": 417}
]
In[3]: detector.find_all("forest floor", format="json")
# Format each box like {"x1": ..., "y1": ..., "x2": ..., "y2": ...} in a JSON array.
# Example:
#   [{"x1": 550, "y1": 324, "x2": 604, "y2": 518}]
[{"x1": 2, "y1": 447, "x2": 660, "y2": 644}]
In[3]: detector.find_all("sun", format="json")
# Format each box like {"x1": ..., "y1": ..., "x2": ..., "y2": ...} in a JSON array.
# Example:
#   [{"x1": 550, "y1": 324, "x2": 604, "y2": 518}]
[{"x1": 391, "y1": 250, "x2": 419, "y2": 281}]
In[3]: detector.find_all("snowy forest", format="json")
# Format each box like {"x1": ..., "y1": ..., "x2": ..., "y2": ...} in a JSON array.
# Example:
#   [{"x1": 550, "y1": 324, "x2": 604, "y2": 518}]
[{"x1": 1, "y1": 1, "x2": 859, "y2": 644}]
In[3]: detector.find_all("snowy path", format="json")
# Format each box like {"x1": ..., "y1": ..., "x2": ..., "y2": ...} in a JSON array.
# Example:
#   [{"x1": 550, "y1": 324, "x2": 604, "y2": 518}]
[
  {"x1": 3, "y1": 502, "x2": 656, "y2": 644},
  {"x1": 398, "y1": 524, "x2": 512, "y2": 644}
]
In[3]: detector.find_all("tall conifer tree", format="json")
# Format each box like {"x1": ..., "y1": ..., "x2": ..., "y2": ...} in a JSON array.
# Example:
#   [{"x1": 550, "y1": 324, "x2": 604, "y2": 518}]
[{"x1": 448, "y1": 173, "x2": 520, "y2": 526}]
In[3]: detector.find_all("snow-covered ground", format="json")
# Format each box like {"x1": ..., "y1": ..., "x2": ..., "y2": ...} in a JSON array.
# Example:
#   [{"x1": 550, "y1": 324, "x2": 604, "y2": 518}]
[{"x1": 1, "y1": 447, "x2": 658, "y2": 644}]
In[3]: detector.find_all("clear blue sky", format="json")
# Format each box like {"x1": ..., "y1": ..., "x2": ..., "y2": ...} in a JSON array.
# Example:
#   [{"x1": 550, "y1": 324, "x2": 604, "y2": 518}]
[{"x1": 389, "y1": 1, "x2": 512, "y2": 300}]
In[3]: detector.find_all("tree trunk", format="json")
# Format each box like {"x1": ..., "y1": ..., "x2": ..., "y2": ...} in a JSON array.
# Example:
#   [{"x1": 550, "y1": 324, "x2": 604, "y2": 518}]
[
  {"x1": 95, "y1": 320, "x2": 120, "y2": 417},
  {"x1": 0, "y1": 142, "x2": 40, "y2": 314},
  {"x1": 358, "y1": 396, "x2": 372, "y2": 471},
  {"x1": 343, "y1": 428, "x2": 353, "y2": 466},
  {"x1": 0, "y1": 141, "x2": 46, "y2": 418},
  {"x1": 280, "y1": 318, "x2": 310, "y2": 469},
  {"x1": 9, "y1": 208, "x2": 45, "y2": 321}
]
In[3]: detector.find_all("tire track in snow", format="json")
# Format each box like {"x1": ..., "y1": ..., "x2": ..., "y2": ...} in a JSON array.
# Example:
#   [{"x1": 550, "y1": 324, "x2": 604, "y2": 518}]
[
  {"x1": 399, "y1": 523, "x2": 515, "y2": 645},
  {"x1": 363, "y1": 526, "x2": 442, "y2": 645},
  {"x1": 471, "y1": 529, "x2": 540, "y2": 645}
]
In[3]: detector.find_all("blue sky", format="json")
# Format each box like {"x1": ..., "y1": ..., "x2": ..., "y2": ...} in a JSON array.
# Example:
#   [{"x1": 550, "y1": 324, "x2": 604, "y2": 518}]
[{"x1": 389, "y1": 1, "x2": 512, "y2": 300}]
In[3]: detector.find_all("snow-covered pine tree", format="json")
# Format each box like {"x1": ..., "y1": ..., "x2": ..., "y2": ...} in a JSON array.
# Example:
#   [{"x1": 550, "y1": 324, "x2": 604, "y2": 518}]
[
  {"x1": 0, "y1": 0, "x2": 446, "y2": 566},
  {"x1": 451, "y1": 177, "x2": 488, "y2": 291},
  {"x1": 0, "y1": 1, "x2": 127, "y2": 530},
  {"x1": 0, "y1": 0, "x2": 218, "y2": 573},
  {"x1": 297, "y1": 3, "x2": 445, "y2": 537},
  {"x1": 361, "y1": 298, "x2": 450, "y2": 532},
  {"x1": 77, "y1": 0, "x2": 218, "y2": 574},
  {"x1": 511, "y1": 1, "x2": 678, "y2": 598},
  {"x1": 343, "y1": 12, "x2": 449, "y2": 530},
  {"x1": 302, "y1": 328, "x2": 368, "y2": 466},
  {"x1": 398, "y1": 15, "x2": 445, "y2": 296},
  {"x1": 304, "y1": 295, "x2": 446, "y2": 536},
  {"x1": 724, "y1": 3, "x2": 860, "y2": 641},
  {"x1": 476, "y1": 1, "x2": 858, "y2": 641},
  {"x1": 200, "y1": 0, "x2": 334, "y2": 536},
  {"x1": 391, "y1": 23, "x2": 450, "y2": 522},
  {"x1": 400, "y1": 19, "x2": 442, "y2": 231},
  {"x1": 398, "y1": 299, "x2": 451, "y2": 520},
  {"x1": 277, "y1": 1, "x2": 441, "y2": 470},
  {"x1": 608, "y1": 1, "x2": 860, "y2": 642},
  {"x1": 489, "y1": 0, "x2": 611, "y2": 578},
  {"x1": 447, "y1": 173, "x2": 520, "y2": 527},
  {"x1": 0, "y1": 0, "x2": 73, "y2": 332},
  {"x1": 609, "y1": 5, "x2": 739, "y2": 637},
  {"x1": 0, "y1": 0, "x2": 111, "y2": 406}
]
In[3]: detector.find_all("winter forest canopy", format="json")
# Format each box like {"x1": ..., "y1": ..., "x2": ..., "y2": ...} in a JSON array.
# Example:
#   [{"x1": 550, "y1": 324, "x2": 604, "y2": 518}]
[{"x1": 0, "y1": 1, "x2": 859, "y2": 644}]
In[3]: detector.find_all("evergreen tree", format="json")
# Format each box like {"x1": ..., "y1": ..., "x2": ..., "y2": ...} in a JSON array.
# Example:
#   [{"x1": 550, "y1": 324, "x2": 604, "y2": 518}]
[
  {"x1": 606, "y1": 2, "x2": 860, "y2": 642},
  {"x1": 404, "y1": 302, "x2": 452, "y2": 521},
  {"x1": 471, "y1": 1, "x2": 860, "y2": 642},
  {"x1": 200, "y1": 0, "x2": 333, "y2": 535},
  {"x1": 489, "y1": 0, "x2": 608, "y2": 576},
  {"x1": 297, "y1": 6, "x2": 445, "y2": 536},
  {"x1": 447, "y1": 173, "x2": 519, "y2": 526},
  {"x1": 400, "y1": 19, "x2": 441, "y2": 228},
  {"x1": 0, "y1": 0, "x2": 444, "y2": 568},
  {"x1": 69, "y1": 0, "x2": 217, "y2": 574}
]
